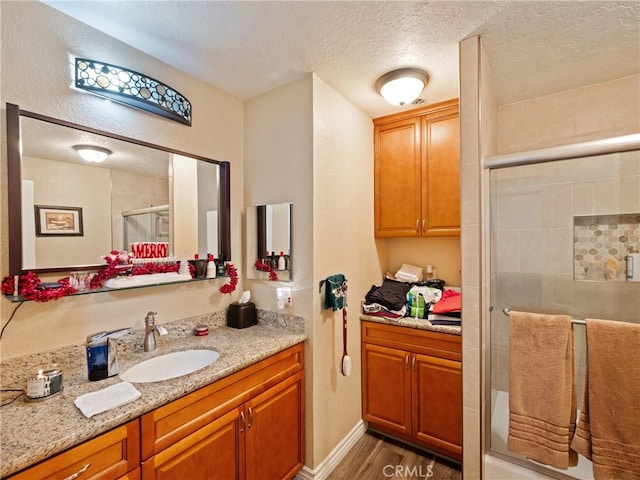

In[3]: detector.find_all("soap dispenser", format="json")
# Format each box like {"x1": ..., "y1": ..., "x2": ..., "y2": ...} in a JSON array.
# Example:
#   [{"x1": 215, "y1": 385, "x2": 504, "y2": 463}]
[
  {"x1": 206, "y1": 253, "x2": 217, "y2": 278},
  {"x1": 86, "y1": 328, "x2": 132, "y2": 381}
]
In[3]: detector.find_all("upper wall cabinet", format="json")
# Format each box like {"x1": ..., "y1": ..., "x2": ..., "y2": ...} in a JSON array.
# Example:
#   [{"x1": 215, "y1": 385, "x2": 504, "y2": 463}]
[{"x1": 373, "y1": 99, "x2": 460, "y2": 237}]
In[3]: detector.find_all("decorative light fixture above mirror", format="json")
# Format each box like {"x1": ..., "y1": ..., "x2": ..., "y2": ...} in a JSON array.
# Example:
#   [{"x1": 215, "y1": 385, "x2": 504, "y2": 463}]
[
  {"x1": 75, "y1": 57, "x2": 192, "y2": 126},
  {"x1": 72, "y1": 144, "x2": 112, "y2": 163},
  {"x1": 375, "y1": 68, "x2": 430, "y2": 106}
]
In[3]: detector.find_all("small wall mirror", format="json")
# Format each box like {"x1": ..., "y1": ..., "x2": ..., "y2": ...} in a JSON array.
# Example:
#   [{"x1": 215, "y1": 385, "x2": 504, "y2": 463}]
[
  {"x1": 246, "y1": 203, "x2": 292, "y2": 282},
  {"x1": 6, "y1": 103, "x2": 231, "y2": 277}
]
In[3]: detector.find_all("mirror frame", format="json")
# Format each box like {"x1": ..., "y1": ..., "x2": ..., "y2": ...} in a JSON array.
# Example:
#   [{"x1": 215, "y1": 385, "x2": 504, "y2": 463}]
[{"x1": 6, "y1": 103, "x2": 231, "y2": 276}]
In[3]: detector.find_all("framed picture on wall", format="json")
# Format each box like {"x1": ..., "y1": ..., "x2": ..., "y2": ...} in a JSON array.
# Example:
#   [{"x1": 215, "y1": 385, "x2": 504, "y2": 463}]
[{"x1": 35, "y1": 205, "x2": 84, "y2": 236}]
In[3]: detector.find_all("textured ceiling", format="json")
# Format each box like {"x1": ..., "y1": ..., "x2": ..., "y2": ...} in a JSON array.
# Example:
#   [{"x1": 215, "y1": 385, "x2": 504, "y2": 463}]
[{"x1": 44, "y1": 1, "x2": 640, "y2": 118}]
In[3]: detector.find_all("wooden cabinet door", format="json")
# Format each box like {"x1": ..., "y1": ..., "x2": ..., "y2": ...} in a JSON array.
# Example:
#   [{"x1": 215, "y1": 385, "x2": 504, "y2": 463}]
[
  {"x1": 361, "y1": 343, "x2": 412, "y2": 436},
  {"x1": 374, "y1": 116, "x2": 422, "y2": 237},
  {"x1": 245, "y1": 372, "x2": 304, "y2": 480},
  {"x1": 141, "y1": 409, "x2": 242, "y2": 480},
  {"x1": 119, "y1": 467, "x2": 140, "y2": 480},
  {"x1": 412, "y1": 353, "x2": 462, "y2": 460},
  {"x1": 422, "y1": 112, "x2": 460, "y2": 236}
]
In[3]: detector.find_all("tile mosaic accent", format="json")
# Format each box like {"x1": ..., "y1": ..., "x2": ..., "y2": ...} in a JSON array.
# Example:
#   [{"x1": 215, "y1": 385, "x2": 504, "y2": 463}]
[{"x1": 574, "y1": 214, "x2": 640, "y2": 281}]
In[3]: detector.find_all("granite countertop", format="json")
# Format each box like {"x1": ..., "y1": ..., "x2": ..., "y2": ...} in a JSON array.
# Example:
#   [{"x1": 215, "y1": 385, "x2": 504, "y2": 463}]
[
  {"x1": 360, "y1": 313, "x2": 461, "y2": 336},
  {"x1": 0, "y1": 310, "x2": 307, "y2": 478}
]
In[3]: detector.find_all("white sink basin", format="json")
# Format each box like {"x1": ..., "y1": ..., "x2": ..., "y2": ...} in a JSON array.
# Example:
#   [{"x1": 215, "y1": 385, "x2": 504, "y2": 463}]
[{"x1": 120, "y1": 349, "x2": 220, "y2": 383}]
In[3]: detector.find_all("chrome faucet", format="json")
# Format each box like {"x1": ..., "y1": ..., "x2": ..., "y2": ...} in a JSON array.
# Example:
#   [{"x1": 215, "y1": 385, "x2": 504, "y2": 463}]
[{"x1": 144, "y1": 311, "x2": 168, "y2": 352}]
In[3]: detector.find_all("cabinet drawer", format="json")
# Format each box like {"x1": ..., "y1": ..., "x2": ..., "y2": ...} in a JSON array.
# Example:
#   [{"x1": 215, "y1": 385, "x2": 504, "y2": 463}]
[
  {"x1": 361, "y1": 321, "x2": 460, "y2": 361},
  {"x1": 8, "y1": 420, "x2": 140, "y2": 480},
  {"x1": 141, "y1": 343, "x2": 304, "y2": 459}
]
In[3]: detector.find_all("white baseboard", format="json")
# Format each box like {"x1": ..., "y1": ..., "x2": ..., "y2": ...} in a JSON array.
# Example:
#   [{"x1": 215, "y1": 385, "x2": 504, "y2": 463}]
[{"x1": 296, "y1": 420, "x2": 367, "y2": 480}]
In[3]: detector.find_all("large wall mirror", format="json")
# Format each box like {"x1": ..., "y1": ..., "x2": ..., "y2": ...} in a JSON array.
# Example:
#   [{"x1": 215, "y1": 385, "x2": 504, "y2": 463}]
[
  {"x1": 246, "y1": 203, "x2": 292, "y2": 282},
  {"x1": 6, "y1": 103, "x2": 231, "y2": 276}
]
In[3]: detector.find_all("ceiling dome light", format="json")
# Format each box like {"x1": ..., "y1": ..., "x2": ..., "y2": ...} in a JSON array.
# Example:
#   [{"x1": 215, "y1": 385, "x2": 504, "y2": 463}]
[
  {"x1": 72, "y1": 145, "x2": 113, "y2": 163},
  {"x1": 375, "y1": 68, "x2": 430, "y2": 106}
]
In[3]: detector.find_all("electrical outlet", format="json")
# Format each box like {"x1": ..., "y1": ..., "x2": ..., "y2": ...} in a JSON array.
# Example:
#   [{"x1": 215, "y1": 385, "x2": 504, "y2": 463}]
[{"x1": 276, "y1": 287, "x2": 292, "y2": 308}]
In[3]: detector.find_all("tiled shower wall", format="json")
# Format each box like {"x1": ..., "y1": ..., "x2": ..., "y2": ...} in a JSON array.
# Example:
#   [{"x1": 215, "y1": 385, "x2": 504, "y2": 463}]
[
  {"x1": 574, "y1": 213, "x2": 640, "y2": 281},
  {"x1": 490, "y1": 149, "x2": 640, "y2": 393}
]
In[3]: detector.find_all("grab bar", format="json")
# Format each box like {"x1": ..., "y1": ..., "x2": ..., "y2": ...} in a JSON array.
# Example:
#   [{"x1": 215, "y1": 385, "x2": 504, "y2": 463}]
[{"x1": 502, "y1": 308, "x2": 586, "y2": 325}]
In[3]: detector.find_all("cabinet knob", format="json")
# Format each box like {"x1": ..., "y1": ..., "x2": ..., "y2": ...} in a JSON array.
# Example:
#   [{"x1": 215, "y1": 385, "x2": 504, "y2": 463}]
[
  {"x1": 412, "y1": 356, "x2": 416, "y2": 372},
  {"x1": 248, "y1": 407, "x2": 254, "y2": 428},
  {"x1": 422, "y1": 218, "x2": 426, "y2": 231},
  {"x1": 405, "y1": 355, "x2": 409, "y2": 369},
  {"x1": 240, "y1": 410, "x2": 246, "y2": 432},
  {"x1": 416, "y1": 219, "x2": 419, "y2": 232}
]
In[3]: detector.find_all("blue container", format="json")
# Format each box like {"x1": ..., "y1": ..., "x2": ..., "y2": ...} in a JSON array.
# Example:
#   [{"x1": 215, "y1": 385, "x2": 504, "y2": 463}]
[{"x1": 86, "y1": 343, "x2": 109, "y2": 381}]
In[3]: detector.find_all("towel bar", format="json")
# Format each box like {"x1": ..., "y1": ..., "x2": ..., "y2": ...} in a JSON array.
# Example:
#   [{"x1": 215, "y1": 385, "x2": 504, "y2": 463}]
[{"x1": 502, "y1": 308, "x2": 586, "y2": 325}]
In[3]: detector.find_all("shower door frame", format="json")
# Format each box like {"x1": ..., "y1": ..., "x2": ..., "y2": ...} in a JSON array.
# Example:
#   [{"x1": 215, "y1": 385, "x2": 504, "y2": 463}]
[{"x1": 481, "y1": 133, "x2": 640, "y2": 479}]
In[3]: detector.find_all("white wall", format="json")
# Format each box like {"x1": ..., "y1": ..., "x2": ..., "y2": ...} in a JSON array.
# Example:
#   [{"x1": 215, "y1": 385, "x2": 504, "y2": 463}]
[
  {"x1": 243, "y1": 75, "x2": 314, "y2": 315},
  {"x1": 244, "y1": 75, "x2": 317, "y2": 465},
  {"x1": 243, "y1": 74, "x2": 379, "y2": 470},
  {"x1": 23, "y1": 156, "x2": 112, "y2": 268},
  {"x1": 172, "y1": 155, "x2": 199, "y2": 257},
  {"x1": 0, "y1": 1, "x2": 244, "y2": 359},
  {"x1": 311, "y1": 74, "x2": 380, "y2": 467}
]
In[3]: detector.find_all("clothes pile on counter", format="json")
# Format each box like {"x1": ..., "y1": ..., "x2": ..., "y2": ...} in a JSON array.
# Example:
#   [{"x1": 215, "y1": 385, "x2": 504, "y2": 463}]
[
  {"x1": 428, "y1": 288, "x2": 462, "y2": 325},
  {"x1": 363, "y1": 278, "x2": 461, "y2": 326},
  {"x1": 363, "y1": 278, "x2": 411, "y2": 318}
]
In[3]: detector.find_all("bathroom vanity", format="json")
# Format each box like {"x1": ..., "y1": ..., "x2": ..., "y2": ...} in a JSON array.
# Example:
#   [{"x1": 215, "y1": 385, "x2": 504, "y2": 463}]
[
  {"x1": 1, "y1": 313, "x2": 306, "y2": 480},
  {"x1": 360, "y1": 317, "x2": 462, "y2": 461}
]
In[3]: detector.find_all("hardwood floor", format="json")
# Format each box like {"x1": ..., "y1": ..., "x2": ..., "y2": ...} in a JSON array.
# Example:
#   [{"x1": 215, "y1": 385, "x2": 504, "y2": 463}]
[{"x1": 327, "y1": 430, "x2": 462, "y2": 480}]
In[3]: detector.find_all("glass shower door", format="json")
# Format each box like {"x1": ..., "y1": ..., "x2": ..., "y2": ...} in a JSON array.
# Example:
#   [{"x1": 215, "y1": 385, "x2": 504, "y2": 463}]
[{"x1": 487, "y1": 149, "x2": 640, "y2": 480}]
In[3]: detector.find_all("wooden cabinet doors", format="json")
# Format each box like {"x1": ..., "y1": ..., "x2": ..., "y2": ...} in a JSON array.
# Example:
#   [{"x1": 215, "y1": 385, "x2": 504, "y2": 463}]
[
  {"x1": 245, "y1": 372, "x2": 304, "y2": 480},
  {"x1": 141, "y1": 409, "x2": 241, "y2": 480},
  {"x1": 412, "y1": 354, "x2": 462, "y2": 459},
  {"x1": 374, "y1": 99, "x2": 460, "y2": 238},
  {"x1": 141, "y1": 344, "x2": 304, "y2": 480},
  {"x1": 141, "y1": 369, "x2": 304, "y2": 480},
  {"x1": 374, "y1": 116, "x2": 422, "y2": 237},
  {"x1": 361, "y1": 321, "x2": 462, "y2": 461},
  {"x1": 422, "y1": 111, "x2": 460, "y2": 235},
  {"x1": 361, "y1": 343, "x2": 412, "y2": 436}
]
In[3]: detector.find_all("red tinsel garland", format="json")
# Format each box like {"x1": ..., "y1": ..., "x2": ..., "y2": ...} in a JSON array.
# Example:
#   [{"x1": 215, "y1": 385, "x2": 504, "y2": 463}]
[
  {"x1": 254, "y1": 260, "x2": 278, "y2": 281},
  {"x1": 2, "y1": 252, "x2": 237, "y2": 301},
  {"x1": 1, "y1": 272, "x2": 76, "y2": 302},
  {"x1": 219, "y1": 263, "x2": 238, "y2": 294}
]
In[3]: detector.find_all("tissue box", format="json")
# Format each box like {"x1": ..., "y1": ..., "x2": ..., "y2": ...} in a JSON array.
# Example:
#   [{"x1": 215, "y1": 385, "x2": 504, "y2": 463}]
[{"x1": 227, "y1": 302, "x2": 257, "y2": 329}]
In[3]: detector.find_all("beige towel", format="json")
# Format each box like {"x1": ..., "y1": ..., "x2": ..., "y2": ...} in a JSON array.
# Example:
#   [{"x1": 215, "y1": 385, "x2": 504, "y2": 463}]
[
  {"x1": 571, "y1": 319, "x2": 640, "y2": 480},
  {"x1": 507, "y1": 311, "x2": 578, "y2": 469}
]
